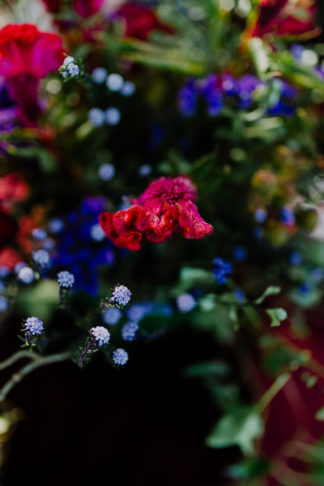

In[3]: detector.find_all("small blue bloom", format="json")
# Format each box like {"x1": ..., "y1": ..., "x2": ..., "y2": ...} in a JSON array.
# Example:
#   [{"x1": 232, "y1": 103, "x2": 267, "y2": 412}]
[
  {"x1": 280, "y1": 207, "x2": 295, "y2": 226},
  {"x1": 18, "y1": 267, "x2": 34, "y2": 284},
  {"x1": 106, "y1": 73, "x2": 124, "y2": 91},
  {"x1": 32, "y1": 249, "x2": 50, "y2": 268},
  {"x1": 14, "y1": 262, "x2": 27, "y2": 275},
  {"x1": 234, "y1": 289, "x2": 245, "y2": 304},
  {"x1": 111, "y1": 285, "x2": 131, "y2": 307},
  {"x1": 310, "y1": 267, "x2": 324, "y2": 284},
  {"x1": 138, "y1": 164, "x2": 152, "y2": 177},
  {"x1": 233, "y1": 246, "x2": 247, "y2": 262},
  {"x1": 24, "y1": 317, "x2": 44, "y2": 335},
  {"x1": 0, "y1": 296, "x2": 8, "y2": 312},
  {"x1": 67, "y1": 62, "x2": 80, "y2": 77},
  {"x1": 31, "y1": 228, "x2": 47, "y2": 241},
  {"x1": 121, "y1": 81, "x2": 135, "y2": 97},
  {"x1": 176, "y1": 293, "x2": 196, "y2": 313},
  {"x1": 0, "y1": 266, "x2": 9, "y2": 278},
  {"x1": 90, "y1": 224, "x2": 105, "y2": 242},
  {"x1": 112, "y1": 348, "x2": 128, "y2": 366},
  {"x1": 88, "y1": 108, "x2": 105, "y2": 127},
  {"x1": 178, "y1": 80, "x2": 197, "y2": 116},
  {"x1": 103, "y1": 307, "x2": 122, "y2": 325},
  {"x1": 57, "y1": 271, "x2": 75, "y2": 289},
  {"x1": 290, "y1": 251, "x2": 302, "y2": 266},
  {"x1": 106, "y1": 107, "x2": 121, "y2": 126},
  {"x1": 98, "y1": 163, "x2": 115, "y2": 181},
  {"x1": 121, "y1": 322, "x2": 139, "y2": 341},
  {"x1": 90, "y1": 326, "x2": 110, "y2": 346},
  {"x1": 49, "y1": 218, "x2": 65, "y2": 234},
  {"x1": 213, "y1": 258, "x2": 232, "y2": 284},
  {"x1": 42, "y1": 238, "x2": 56, "y2": 251},
  {"x1": 126, "y1": 303, "x2": 152, "y2": 322},
  {"x1": 91, "y1": 67, "x2": 107, "y2": 84},
  {"x1": 254, "y1": 208, "x2": 267, "y2": 223}
]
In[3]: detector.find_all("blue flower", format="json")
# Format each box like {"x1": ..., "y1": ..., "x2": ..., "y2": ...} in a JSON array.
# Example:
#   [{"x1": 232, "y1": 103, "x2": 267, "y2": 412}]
[
  {"x1": 24, "y1": 317, "x2": 44, "y2": 336},
  {"x1": 31, "y1": 228, "x2": 47, "y2": 241},
  {"x1": 0, "y1": 266, "x2": 9, "y2": 278},
  {"x1": 52, "y1": 197, "x2": 115, "y2": 296},
  {"x1": 234, "y1": 289, "x2": 245, "y2": 304},
  {"x1": 106, "y1": 73, "x2": 124, "y2": 91},
  {"x1": 121, "y1": 81, "x2": 135, "y2": 97},
  {"x1": 280, "y1": 207, "x2": 295, "y2": 226},
  {"x1": 121, "y1": 322, "x2": 139, "y2": 341},
  {"x1": 57, "y1": 271, "x2": 75, "y2": 289},
  {"x1": 90, "y1": 326, "x2": 110, "y2": 346},
  {"x1": 105, "y1": 107, "x2": 121, "y2": 125},
  {"x1": 91, "y1": 67, "x2": 107, "y2": 84},
  {"x1": 32, "y1": 249, "x2": 50, "y2": 268},
  {"x1": 111, "y1": 285, "x2": 131, "y2": 307},
  {"x1": 0, "y1": 296, "x2": 8, "y2": 312},
  {"x1": 254, "y1": 208, "x2": 267, "y2": 223},
  {"x1": 126, "y1": 303, "x2": 152, "y2": 322},
  {"x1": 18, "y1": 267, "x2": 34, "y2": 284},
  {"x1": 289, "y1": 251, "x2": 302, "y2": 266},
  {"x1": 90, "y1": 224, "x2": 106, "y2": 242},
  {"x1": 98, "y1": 163, "x2": 115, "y2": 181},
  {"x1": 112, "y1": 348, "x2": 128, "y2": 366},
  {"x1": 103, "y1": 307, "x2": 122, "y2": 325},
  {"x1": 233, "y1": 246, "x2": 247, "y2": 262},
  {"x1": 176, "y1": 293, "x2": 196, "y2": 313},
  {"x1": 88, "y1": 108, "x2": 105, "y2": 127},
  {"x1": 48, "y1": 218, "x2": 65, "y2": 234},
  {"x1": 213, "y1": 258, "x2": 232, "y2": 284}
]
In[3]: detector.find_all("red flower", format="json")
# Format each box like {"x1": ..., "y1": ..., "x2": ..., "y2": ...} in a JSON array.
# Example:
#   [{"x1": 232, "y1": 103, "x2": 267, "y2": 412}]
[
  {"x1": 0, "y1": 173, "x2": 29, "y2": 213},
  {"x1": 99, "y1": 176, "x2": 213, "y2": 251},
  {"x1": 73, "y1": 0, "x2": 104, "y2": 17},
  {"x1": 41, "y1": 0, "x2": 63, "y2": 12},
  {"x1": 247, "y1": 0, "x2": 320, "y2": 40},
  {"x1": 113, "y1": 3, "x2": 174, "y2": 40},
  {"x1": 0, "y1": 24, "x2": 64, "y2": 126},
  {"x1": 0, "y1": 247, "x2": 21, "y2": 269},
  {"x1": 99, "y1": 205, "x2": 150, "y2": 251}
]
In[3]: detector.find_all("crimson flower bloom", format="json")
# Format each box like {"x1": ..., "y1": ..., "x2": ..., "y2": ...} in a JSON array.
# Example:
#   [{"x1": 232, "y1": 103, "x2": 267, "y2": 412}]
[
  {"x1": 41, "y1": 0, "x2": 63, "y2": 12},
  {"x1": 247, "y1": 0, "x2": 320, "y2": 40},
  {"x1": 113, "y1": 3, "x2": 174, "y2": 40},
  {"x1": 0, "y1": 173, "x2": 29, "y2": 213},
  {"x1": 73, "y1": 0, "x2": 104, "y2": 18},
  {"x1": 99, "y1": 176, "x2": 213, "y2": 251},
  {"x1": 0, "y1": 24, "x2": 64, "y2": 126}
]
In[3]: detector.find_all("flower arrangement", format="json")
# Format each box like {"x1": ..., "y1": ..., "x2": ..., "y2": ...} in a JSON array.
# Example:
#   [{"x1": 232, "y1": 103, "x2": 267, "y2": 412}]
[{"x1": 1, "y1": 0, "x2": 324, "y2": 483}]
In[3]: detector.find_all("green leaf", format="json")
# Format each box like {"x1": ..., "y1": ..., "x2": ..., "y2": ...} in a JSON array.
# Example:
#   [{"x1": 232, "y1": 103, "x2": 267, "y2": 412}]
[
  {"x1": 316, "y1": 407, "x2": 324, "y2": 421},
  {"x1": 254, "y1": 286, "x2": 281, "y2": 305},
  {"x1": 206, "y1": 407, "x2": 263, "y2": 455},
  {"x1": 266, "y1": 308, "x2": 288, "y2": 327}
]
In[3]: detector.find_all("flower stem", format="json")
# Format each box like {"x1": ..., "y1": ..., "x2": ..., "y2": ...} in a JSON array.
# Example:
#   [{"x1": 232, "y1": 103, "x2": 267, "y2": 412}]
[{"x1": 0, "y1": 352, "x2": 72, "y2": 402}]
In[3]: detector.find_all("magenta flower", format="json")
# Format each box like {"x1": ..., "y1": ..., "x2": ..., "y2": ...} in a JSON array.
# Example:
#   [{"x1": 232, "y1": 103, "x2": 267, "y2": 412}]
[{"x1": 0, "y1": 24, "x2": 64, "y2": 126}]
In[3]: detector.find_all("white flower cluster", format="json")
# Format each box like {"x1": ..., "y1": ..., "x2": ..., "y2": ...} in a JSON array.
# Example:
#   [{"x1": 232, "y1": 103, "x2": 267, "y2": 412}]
[{"x1": 60, "y1": 56, "x2": 80, "y2": 79}]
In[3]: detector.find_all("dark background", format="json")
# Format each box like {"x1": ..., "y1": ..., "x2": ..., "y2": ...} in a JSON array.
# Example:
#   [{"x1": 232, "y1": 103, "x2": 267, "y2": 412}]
[{"x1": 1, "y1": 324, "x2": 238, "y2": 486}]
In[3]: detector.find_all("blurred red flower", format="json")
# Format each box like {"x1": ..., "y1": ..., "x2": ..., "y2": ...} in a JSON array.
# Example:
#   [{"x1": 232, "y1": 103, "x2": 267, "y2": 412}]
[
  {"x1": 113, "y1": 3, "x2": 174, "y2": 40},
  {"x1": 73, "y1": 0, "x2": 104, "y2": 17},
  {"x1": 0, "y1": 24, "x2": 64, "y2": 126},
  {"x1": 41, "y1": 0, "x2": 63, "y2": 13},
  {"x1": 99, "y1": 176, "x2": 213, "y2": 251},
  {"x1": 0, "y1": 173, "x2": 29, "y2": 213},
  {"x1": 247, "y1": 0, "x2": 320, "y2": 40}
]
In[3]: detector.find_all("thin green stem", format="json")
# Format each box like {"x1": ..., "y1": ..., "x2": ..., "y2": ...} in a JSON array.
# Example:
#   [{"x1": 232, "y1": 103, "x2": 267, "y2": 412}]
[
  {"x1": 0, "y1": 351, "x2": 41, "y2": 371},
  {"x1": 0, "y1": 352, "x2": 72, "y2": 402},
  {"x1": 257, "y1": 372, "x2": 292, "y2": 413}
]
